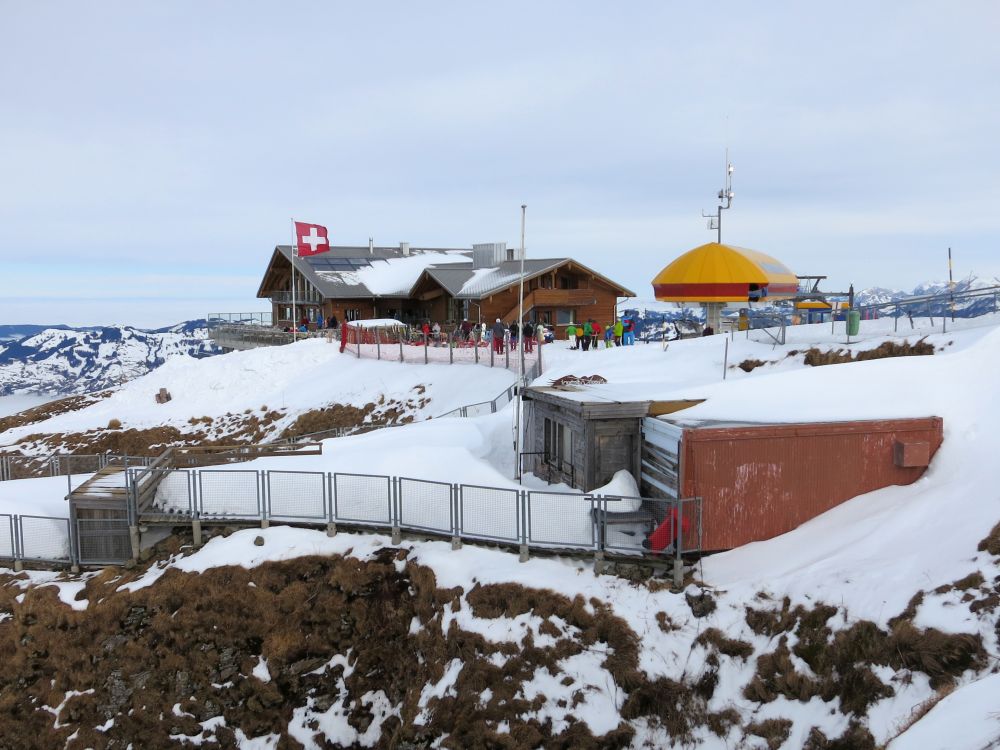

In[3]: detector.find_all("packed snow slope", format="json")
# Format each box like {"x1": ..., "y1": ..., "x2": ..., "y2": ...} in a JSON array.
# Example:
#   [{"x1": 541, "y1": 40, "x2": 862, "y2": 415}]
[
  {"x1": 2, "y1": 314, "x2": 1000, "y2": 748},
  {"x1": 0, "y1": 337, "x2": 516, "y2": 454},
  {"x1": 0, "y1": 321, "x2": 218, "y2": 396}
]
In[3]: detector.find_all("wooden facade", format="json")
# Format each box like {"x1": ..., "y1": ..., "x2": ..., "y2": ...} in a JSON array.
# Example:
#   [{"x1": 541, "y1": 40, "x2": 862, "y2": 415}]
[
  {"x1": 522, "y1": 388, "x2": 650, "y2": 491},
  {"x1": 257, "y1": 249, "x2": 631, "y2": 338}
]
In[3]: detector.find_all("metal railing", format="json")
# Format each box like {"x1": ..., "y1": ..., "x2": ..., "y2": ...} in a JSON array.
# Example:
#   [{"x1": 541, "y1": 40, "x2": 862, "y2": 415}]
[
  {"x1": 127, "y1": 466, "x2": 703, "y2": 561},
  {"x1": 340, "y1": 324, "x2": 543, "y2": 382},
  {"x1": 858, "y1": 284, "x2": 1000, "y2": 334},
  {"x1": 0, "y1": 513, "x2": 74, "y2": 567},
  {"x1": 207, "y1": 312, "x2": 274, "y2": 328},
  {"x1": 0, "y1": 453, "x2": 154, "y2": 482}
]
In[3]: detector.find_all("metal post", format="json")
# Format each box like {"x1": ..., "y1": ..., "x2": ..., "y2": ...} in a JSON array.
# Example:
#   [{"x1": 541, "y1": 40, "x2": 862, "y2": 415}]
[
  {"x1": 290, "y1": 219, "x2": 298, "y2": 342},
  {"x1": 376, "y1": 333, "x2": 381, "y2": 360},
  {"x1": 514, "y1": 204, "x2": 527, "y2": 481},
  {"x1": 449, "y1": 333, "x2": 454, "y2": 364},
  {"x1": 474, "y1": 336, "x2": 479, "y2": 364},
  {"x1": 672, "y1": 499, "x2": 684, "y2": 589},
  {"x1": 722, "y1": 338, "x2": 729, "y2": 380},
  {"x1": 490, "y1": 338, "x2": 495, "y2": 367},
  {"x1": 424, "y1": 334, "x2": 428, "y2": 364},
  {"x1": 399, "y1": 337, "x2": 404, "y2": 363},
  {"x1": 518, "y1": 490, "x2": 529, "y2": 562}
]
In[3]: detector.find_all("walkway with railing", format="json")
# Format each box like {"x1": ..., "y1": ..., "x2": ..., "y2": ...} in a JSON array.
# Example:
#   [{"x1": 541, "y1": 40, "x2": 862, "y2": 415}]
[{"x1": 126, "y1": 464, "x2": 701, "y2": 573}]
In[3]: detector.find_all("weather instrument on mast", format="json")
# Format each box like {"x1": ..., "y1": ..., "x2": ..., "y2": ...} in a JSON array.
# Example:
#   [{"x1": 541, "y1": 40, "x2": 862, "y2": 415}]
[{"x1": 702, "y1": 153, "x2": 734, "y2": 243}]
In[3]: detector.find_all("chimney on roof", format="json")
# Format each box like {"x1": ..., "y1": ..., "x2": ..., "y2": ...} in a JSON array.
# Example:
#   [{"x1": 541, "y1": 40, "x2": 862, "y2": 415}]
[
  {"x1": 400, "y1": 242, "x2": 410, "y2": 256},
  {"x1": 472, "y1": 242, "x2": 507, "y2": 269},
  {"x1": 369, "y1": 237, "x2": 374, "y2": 255}
]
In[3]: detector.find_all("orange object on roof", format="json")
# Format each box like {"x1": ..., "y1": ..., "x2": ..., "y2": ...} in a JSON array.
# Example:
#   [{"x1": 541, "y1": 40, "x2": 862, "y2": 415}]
[{"x1": 651, "y1": 242, "x2": 798, "y2": 302}]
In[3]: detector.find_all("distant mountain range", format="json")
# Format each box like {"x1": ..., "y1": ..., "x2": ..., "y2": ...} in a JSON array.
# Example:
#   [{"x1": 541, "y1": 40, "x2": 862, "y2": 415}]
[
  {"x1": 621, "y1": 278, "x2": 1000, "y2": 340},
  {"x1": 0, "y1": 321, "x2": 220, "y2": 396}
]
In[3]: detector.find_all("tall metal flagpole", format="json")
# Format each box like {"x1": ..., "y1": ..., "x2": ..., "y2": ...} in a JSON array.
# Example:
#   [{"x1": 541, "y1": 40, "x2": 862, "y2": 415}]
[
  {"x1": 290, "y1": 219, "x2": 298, "y2": 342},
  {"x1": 514, "y1": 204, "x2": 526, "y2": 481}
]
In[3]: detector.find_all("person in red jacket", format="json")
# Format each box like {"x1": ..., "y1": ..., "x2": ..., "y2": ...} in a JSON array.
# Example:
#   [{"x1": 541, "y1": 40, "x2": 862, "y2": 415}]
[{"x1": 645, "y1": 506, "x2": 692, "y2": 553}]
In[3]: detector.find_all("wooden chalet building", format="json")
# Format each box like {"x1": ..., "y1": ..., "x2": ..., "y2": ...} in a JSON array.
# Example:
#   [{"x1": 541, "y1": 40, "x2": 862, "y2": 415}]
[{"x1": 256, "y1": 242, "x2": 634, "y2": 335}]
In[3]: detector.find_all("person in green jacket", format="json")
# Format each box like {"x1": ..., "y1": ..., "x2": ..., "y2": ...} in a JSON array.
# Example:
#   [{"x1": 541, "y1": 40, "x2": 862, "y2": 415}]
[
  {"x1": 567, "y1": 324, "x2": 578, "y2": 349},
  {"x1": 613, "y1": 318, "x2": 624, "y2": 346},
  {"x1": 581, "y1": 320, "x2": 593, "y2": 351}
]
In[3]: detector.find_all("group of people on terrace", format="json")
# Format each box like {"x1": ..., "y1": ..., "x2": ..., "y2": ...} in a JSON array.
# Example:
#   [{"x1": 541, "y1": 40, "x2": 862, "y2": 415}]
[
  {"x1": 416, "y1": 318, "x2": 552, "y2": 355},
  {"x1": 566, "y1": 317, "x2": 636, "y2": 350}
]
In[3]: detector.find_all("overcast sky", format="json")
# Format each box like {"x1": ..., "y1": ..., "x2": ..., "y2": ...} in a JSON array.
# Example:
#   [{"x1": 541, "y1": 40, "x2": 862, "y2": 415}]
[{"x1": 2, "y1": 2, "x2": 998, "y2": 327}]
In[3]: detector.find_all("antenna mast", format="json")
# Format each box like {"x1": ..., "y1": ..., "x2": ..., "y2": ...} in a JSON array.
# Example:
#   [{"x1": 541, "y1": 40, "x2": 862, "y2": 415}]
[{"x1": 702, "y1": 150, "x2": 734, "y2": 243}]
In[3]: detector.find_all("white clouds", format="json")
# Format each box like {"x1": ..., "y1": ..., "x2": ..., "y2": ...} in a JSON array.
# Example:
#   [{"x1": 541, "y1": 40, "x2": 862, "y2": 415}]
[{"x1": 1, "y1": 1, "x2": 998, "y2": 324}]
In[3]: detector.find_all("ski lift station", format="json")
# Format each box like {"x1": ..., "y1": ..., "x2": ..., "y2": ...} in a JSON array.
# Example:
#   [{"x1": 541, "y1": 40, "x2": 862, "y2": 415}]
[{"x1": 650, "y1": 241, "x2": 800, "y2": 331}]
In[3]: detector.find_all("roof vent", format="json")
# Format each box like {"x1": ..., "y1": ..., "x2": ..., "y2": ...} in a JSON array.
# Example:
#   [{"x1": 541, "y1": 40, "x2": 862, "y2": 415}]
[
  {"x1": 472, "y1": 242, "x2": 506, "y2": 269},
  {"x1": 400, "y1": 242, "x2": 410, "y2": 256}
]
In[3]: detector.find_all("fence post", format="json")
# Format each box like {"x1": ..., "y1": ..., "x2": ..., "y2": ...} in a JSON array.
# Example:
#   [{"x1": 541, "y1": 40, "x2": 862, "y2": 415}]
[
  {"x1": 126, "y1": 468, "x2": 142, "y2": 563},
  {"x1": 474, "y1": 338, "x2": 479, "y2": 364},
  {"x1": 518, "y1": 491, "x2": 529, "y2": 562},
  {"x1": 376, "y1": 334, "x2": 381, "y2": 361},
  {"x1": 191, "y1": 471, "x2": 203, "y2": 547},
  {"x1": 505, "y1": 335, "x2": 510, "y2": 369},
  {"x1": 391, "y1": 477, "x2": 402, "y2": 544},
  {"x1": 490, "y1": 339, "x2": 495, "y2": 367},
  {"x1": 260, "y1": 471, "x2": 269, "y2": 529},
  {"x1": 593, "y1": 497, "x2": 606, "y2": 575},
  {"x1": 68, "y1": 505, "x2": 81, "y2": 573},
  {"x1": 424, "y1": 334, "x2": 429, "y2": 364},
  {"x1": 673, "y1": 499, "x2": 684, "y2": 589},
  {"x1": 13, "y1": 516, "x2": 23, "y2": 572},
  {"x1": 449, "y1": 333, "x2": 454, "y2": 364},
  {"x1": 326, "y1": 472, "x2": 337, "y2": 537},
  {"x1": 399, "y1": 338, "x2": 404, "y2": 363},
  {"x1": 451, "y1": 483, "x2": 461, "y2": 550}
]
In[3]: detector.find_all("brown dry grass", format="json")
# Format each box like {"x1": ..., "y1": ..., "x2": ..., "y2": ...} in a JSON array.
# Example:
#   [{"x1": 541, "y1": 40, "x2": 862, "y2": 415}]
[
  {"x1": 802, "y1": 339, "x2": 934, "y2": 367},
  {"x1": 743, "y1": 600, "x2": 986, "y2": 716},
  {"x1": 0, "y1": 391, "x2": 112, "y2": 434},
  {"x1": 979, "y1": 521, "x2": 1000, "y2": 556}
]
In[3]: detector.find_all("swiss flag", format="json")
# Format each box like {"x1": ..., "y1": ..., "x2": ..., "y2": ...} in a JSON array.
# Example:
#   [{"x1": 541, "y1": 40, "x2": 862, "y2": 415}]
[{"x1": 294, "y1": 221, "x2": 330, "y2": 257}]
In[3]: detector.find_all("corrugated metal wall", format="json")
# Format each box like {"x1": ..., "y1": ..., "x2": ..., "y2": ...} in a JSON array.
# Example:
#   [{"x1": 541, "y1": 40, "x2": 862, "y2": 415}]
[{"x1": 678, "y1": 417, "x2": 943, "y2": 551}]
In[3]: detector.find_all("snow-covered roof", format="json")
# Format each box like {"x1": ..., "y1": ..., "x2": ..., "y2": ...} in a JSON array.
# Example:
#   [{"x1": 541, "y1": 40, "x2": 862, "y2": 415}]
[{"x1": 260, "y1": 247, "x2": 634, "y2": 302}]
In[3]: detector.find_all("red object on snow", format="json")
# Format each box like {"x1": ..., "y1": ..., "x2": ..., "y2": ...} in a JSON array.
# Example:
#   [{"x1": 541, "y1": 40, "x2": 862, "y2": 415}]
[
  {"x1": 648, "y1": 508, "x2": 692, "y2": 553},
  {"x1": 294, "y1": 221, "x2": 330, "y2": 256}
]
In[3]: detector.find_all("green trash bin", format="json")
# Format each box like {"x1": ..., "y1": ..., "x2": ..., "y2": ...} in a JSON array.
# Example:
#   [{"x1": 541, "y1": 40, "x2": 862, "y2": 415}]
[{"x1": 847, "y1": 310, "x2": 861, "y2": 336}]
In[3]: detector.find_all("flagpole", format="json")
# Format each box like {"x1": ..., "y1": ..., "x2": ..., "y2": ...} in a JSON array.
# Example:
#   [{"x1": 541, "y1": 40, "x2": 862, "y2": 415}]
[
  {"x1": 290, "y1": 218, "x2": 298, "y2": 342},
  {"x1": 514, "y1": 204, "x2": 526, "y2": 481}
]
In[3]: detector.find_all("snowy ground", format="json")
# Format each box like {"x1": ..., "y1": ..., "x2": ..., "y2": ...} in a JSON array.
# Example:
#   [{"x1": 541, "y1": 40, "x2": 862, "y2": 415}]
[
  {"x1": 2, "y1": 312, "x2": 1000, "y2": 746},
  {"x1": 0, "y1": 338, "x2": 516, "y2": 450}
]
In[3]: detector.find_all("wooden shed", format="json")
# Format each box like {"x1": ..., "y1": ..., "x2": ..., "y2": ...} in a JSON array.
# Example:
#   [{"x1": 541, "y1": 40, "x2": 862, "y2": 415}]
[
  {"x1": 522, "y1": 386, "x2": 700, "y2": 491},
  {"x1": 642, "y1": 415, "x2": 944, "y2": 551}
]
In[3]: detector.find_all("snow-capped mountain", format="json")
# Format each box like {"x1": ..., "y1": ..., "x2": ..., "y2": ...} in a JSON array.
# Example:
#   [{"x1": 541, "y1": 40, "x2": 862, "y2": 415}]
[{"x1": 0, "y1": 321, "x2": 220, "y2": 396}]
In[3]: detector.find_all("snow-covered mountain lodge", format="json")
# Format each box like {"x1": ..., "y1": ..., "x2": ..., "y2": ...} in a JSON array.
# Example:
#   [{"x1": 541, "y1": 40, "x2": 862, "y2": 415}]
[{"x1": 255, "y1": 242, "x2": 635, "y2": 331}]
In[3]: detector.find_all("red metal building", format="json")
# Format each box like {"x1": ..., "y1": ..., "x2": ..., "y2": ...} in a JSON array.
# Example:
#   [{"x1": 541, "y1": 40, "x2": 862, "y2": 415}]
[{"x1": 642, "y1": 416, "x2": 943, "y2": 551}]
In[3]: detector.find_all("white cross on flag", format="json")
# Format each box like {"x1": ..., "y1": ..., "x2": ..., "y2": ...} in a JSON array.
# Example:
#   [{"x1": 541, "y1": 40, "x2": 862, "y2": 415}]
[{"x1": 294, "y1": 221, "x2": 330, "y2": 257}]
